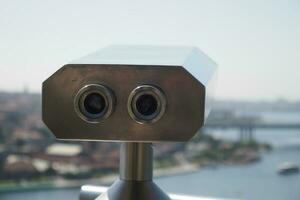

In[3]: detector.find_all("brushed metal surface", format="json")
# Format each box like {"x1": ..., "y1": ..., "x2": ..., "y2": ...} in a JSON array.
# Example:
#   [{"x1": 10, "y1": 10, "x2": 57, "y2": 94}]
[
  {"x1": 86, "y1": 143, "x2": 170, "y2": 200},
  {"x1": 95, "y1": 179, "x2": 171, "y2": 200},
  {"x1": 120, "y1": 143, "x2": 153, "y2": 181},
  {"x1": 43, "y1": 64, "x2": 205, "y2": 142},
  {"x1": 80, "y1": 185, "x2": 235, "y2": 200}
]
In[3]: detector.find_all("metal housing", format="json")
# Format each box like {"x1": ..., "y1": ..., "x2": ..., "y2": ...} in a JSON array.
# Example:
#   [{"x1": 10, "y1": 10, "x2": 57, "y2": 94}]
[{"x1": 42, "y1": 45, "x2": 217, "y2": 142}]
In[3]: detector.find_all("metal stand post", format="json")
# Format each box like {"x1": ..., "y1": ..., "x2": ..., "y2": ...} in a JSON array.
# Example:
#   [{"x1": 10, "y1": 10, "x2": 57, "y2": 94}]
[{"x1": 93, "y1": 142, "x2": 171, "y2": 200}]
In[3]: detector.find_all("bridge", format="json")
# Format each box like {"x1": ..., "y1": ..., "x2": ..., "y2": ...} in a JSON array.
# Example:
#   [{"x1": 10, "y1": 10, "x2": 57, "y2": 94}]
[
  {"x1": 204, "y1": 122, "x2": 300, "y2": 129},
  {"x1": 203, "y1": 121, "x2": 300, "y2": 142}
]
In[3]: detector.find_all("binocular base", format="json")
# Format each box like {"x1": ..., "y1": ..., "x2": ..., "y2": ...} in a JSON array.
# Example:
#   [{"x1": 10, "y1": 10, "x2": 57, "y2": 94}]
[{"x1": 95, "y1": 179, "x2": 171, "y2": 200}]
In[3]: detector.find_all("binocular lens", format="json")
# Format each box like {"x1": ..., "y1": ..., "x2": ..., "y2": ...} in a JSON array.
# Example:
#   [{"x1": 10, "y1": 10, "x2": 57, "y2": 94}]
[
  {"x1": 83, "y1": 93, "x2": 106, "y2": 115},
  {"x1": 135, "y1": 94, "x2": 158, "y2": 116},
  {"x1": 128, "y1": 85, "x2": 166, "y2": 124},
  {"x1": 74, "y1": 84, "x2": 115, "y2": 123}
]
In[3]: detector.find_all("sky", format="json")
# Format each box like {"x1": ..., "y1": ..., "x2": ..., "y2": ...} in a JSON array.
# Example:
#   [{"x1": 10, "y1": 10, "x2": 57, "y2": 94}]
[{"x1": 0, "y1": 0, "x2": 299, "y2": 101}]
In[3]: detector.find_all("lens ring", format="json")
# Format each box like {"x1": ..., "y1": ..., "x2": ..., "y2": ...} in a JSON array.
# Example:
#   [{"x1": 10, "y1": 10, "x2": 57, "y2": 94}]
[
  {"x1": 128, "y1": 85, "x2": 166, "y2": 124},
  {"x1": 74, "y1": 84, "x2": 115, "y2": 123}
]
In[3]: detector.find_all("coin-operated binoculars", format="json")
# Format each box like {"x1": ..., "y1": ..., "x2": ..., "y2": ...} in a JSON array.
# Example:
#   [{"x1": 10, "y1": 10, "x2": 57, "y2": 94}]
[{"x1": 42, "y1": 45, "x2": 217, "y2": 200}]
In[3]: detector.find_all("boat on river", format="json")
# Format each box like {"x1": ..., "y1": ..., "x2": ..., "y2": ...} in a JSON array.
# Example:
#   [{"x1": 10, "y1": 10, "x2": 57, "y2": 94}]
[{"x1": 278, "y1": 162, "x2": 299, "y2": 175}]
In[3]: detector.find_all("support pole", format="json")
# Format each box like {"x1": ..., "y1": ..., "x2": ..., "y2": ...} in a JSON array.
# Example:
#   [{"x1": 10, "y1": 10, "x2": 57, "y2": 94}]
[
  {"x1": 120, "y1": 142, "x2": 153, "y2": 181},
  {"x1": 94, "y1": 142, "x2": 171, "y2": 200}
]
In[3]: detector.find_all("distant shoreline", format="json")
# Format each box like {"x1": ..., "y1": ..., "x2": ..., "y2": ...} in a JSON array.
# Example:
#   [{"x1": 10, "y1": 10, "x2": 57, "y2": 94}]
[
  {"x1": 0, "y1": 159, "x2": 263, "y2": 194},
  {"x1": 0, "y1": 164, "x2": 203, "y2": 194},
  {"x1": 0, "y1": 143, "x2": 271, "y2": 194}
]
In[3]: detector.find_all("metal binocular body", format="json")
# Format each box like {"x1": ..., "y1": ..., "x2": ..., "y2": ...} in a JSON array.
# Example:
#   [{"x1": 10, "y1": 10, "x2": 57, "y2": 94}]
[{"x1": 42, "y1": 45, "x2": 217, "y2": 142}]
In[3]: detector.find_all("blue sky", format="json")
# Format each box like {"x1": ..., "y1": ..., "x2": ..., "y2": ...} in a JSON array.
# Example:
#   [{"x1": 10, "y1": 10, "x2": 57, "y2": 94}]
[{"x1": 0, "y1": 0, "x2": 299, "y2": 101}]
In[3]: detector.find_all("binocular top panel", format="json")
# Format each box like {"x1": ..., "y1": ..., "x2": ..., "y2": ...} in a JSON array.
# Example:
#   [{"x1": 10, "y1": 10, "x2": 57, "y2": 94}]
[{"x1": 42, "y1": 45, "x2": 217, "y2": 142}]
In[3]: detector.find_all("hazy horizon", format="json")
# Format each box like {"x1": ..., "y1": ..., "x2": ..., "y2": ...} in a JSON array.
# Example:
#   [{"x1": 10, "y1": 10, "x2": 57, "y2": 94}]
[{"x1": 0, "y1": 0, "x2": 299, "y2": 101}]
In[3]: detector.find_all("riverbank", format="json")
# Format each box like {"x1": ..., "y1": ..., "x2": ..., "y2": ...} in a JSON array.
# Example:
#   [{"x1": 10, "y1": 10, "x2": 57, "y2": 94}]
[
  {"x1": 0, "y1": 133, "x2": 272, "y2": 193},
  {"x1": 0, "y1": 162, "x2": 202, "y2": 193},
  {"x1": 1, "y1": 147, "x2": 299, "y2": 200},
  {"x1": 0, "y1": 151, "x2": 271, "y2": 195}
]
